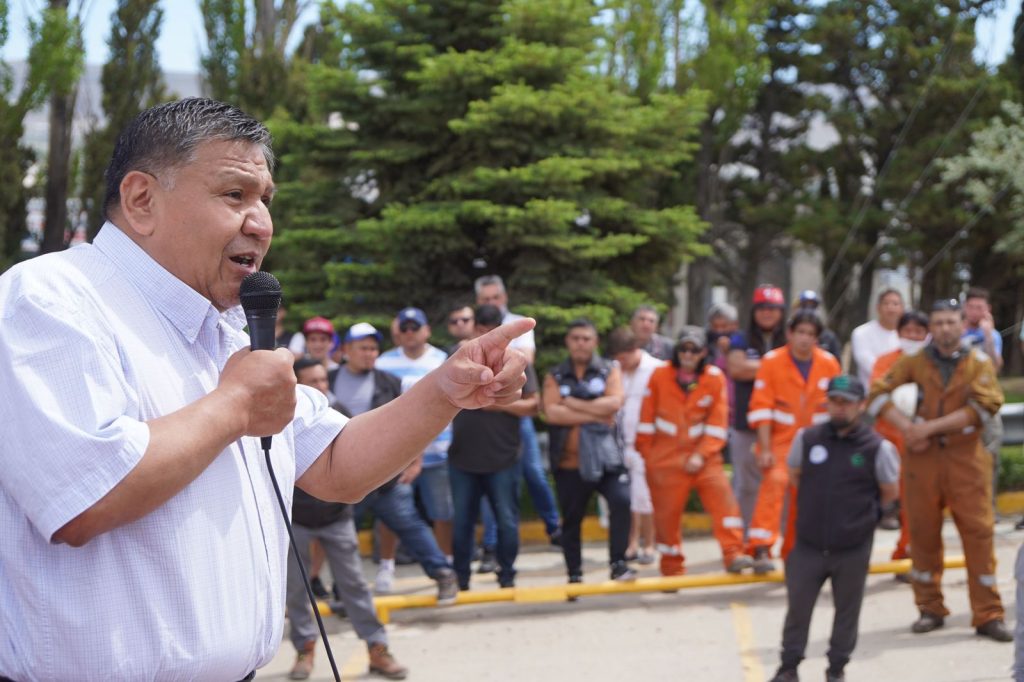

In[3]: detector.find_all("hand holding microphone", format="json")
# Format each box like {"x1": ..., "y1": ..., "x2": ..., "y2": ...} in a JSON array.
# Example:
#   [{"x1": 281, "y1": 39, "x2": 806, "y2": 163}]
[{"x1": 217, "y1": 272, "x2": 296, "y2": 447}]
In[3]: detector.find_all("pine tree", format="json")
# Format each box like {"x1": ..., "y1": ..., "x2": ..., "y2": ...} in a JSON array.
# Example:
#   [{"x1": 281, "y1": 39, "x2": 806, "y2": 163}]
[
  {"x1": 269, "y1": 0, "x2": 709, "y2": 365},
  {"x1": 80, "y1": 0, "x2": 167, "y2": 241}
]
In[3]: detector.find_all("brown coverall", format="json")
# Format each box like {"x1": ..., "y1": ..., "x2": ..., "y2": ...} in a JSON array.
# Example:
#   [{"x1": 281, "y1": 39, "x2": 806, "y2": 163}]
[{"x1": 867, "y1": 346, "x2": 1005, "y2": 627}]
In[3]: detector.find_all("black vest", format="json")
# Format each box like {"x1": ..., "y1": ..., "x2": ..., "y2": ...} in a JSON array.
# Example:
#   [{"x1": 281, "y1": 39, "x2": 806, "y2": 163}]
[
  {"x1": 547, "y1": 355, "x2": 615, "y2": 468},
  {"x1": 796, "y1": 421, "x2": 882, "y2": 551}
]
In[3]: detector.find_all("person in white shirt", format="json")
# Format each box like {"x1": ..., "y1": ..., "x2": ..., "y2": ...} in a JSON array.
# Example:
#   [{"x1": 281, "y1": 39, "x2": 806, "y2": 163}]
[
  {"x1": 851, "y1": 288, "x2": 905, "y2": 387},
  {"x1": 606, "y1": 327, "x2": 665, "y2": 564},
  {"x1": 0, "y1": 98, "x2": 531, "y2": 682}
]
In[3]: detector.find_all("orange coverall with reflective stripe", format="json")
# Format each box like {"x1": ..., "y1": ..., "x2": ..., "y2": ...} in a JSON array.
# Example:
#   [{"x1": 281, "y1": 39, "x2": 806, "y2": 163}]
[
  {"x1": 871, "y1": 349, "x2": 910, "y2": 560},
  {"x1": 868, "y1": 347, "x2": 1005, "y2": 627},
  {"x1": 636, "y1": 364, "x2": 744, "y2": 575},
  {"x1": 746, "y1": 346, "x2": 840, "y2": 556}
]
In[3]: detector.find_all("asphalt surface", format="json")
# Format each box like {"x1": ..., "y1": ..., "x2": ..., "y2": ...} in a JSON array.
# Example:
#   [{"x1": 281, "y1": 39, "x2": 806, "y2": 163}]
[{"x1": 256, "y1": 519, "x2": 1023, "y2": 681}]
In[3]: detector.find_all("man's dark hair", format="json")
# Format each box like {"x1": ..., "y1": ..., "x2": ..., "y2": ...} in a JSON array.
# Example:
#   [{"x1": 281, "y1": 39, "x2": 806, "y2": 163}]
[
  {"x1": 605, "y1": 327, "x2": 639, "y2": 356},
  {"x1": 787, "y1": 309, "x2": 823, "y2": 336},
  {"x1": 897, "y1": 310, "x2": 929, "y2": 331},
  {"x1": 567, "y1": 318, "x2": 598, "y2": 335},
  {"x1": 931, "y1": 298, "x2": 963, "y2": 314},
  {"x1": 474, "y1": 304, "x2": 503, "y2": 329},
  {"x1": 877, "y1": 288, "x2": 903, "y2": 305},
  {"x1": 965, "y1": 286, "x2": 990, "y2": 303},
  {"x1": 293, "y1": 356, "x2": 323, "y2": 378},
  {"x1": 104, "y1": 97, "x2": 274, "y2": 219},
  {"x1": 448, "y1": 301, "x2": 474, "y2": 315}
]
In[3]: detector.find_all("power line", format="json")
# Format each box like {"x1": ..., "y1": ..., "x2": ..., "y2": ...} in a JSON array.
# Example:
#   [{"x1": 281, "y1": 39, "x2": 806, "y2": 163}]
[{"x1": 918, "y1": 179, "x2": 1013, "y2": 277}]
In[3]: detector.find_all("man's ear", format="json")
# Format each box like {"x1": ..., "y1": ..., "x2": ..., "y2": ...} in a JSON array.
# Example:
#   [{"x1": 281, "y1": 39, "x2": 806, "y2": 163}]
[{"x1": 117, "y1": 171, "x2": 161, "y2": 237}]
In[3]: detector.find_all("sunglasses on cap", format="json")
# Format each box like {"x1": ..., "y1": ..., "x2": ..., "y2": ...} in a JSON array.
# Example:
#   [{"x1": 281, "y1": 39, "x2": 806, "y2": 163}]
[
  {"x1": 448, "y1": 316, "x2": 472, "y2": 325},
  {"x1": 399, "y1": 322, "x2": 422, "y2": 332}
]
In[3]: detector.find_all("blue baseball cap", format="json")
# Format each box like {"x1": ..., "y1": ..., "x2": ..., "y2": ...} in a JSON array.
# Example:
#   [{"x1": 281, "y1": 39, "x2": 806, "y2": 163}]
[
  {"x1": 343, "y1": 322, "x2": 383, "y2": 344},
  {"x1": 396, "y1": 307, "x2": 428, "y2": 327}
]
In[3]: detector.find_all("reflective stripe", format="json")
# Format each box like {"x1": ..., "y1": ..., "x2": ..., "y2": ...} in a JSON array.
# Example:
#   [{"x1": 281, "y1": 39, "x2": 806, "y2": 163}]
[
  {"x1": 748, "y1": 528, "x2": 772, "y2": 540},
  {"x1": 688, "y1": 424, "x2": 705, "y2": 439},
  {"x1": 963, "y1": 426, "x2": 976, "y2": 435},
  {"x1": 910, "y1": 568, "x2": 932, "y2": 583},
  {"x1": 979, "y1": 574, "x2": 997, "y2": 587},
  {"x1": 773, "y1": 410, "x2": 795, "y2": 425},
  {"x1": 812, "y1": 412, "x2": 830, "y2": 425},
  {"x1": 704, "y1": 425, "x2": 728, "y2": 440},
  {"x1": 636, "y1": 422, "x2": 656, "y2": 435},
  {"x1": 656, "y1": 543, "x2": 682, "y2": 556},
  {"x1": 722, "y1": 516, "x2": 743, "y2": 529},
  {"x1": 868, "y1": 394, "x2": 890, "y2": 417},
  {"x1": 747, "y1": 409, "x2": 772, "y2": 423},
  {"x1": 655, "y1": 417, "x2": 678, "y2": 436}
]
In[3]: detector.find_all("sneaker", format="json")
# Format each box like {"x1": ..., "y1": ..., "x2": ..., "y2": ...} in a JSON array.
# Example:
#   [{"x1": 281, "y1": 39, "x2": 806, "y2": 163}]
[
  {"x1": 567, "y1": 574, "x2": 582, "y2": 602},
  {"x1": 752, "y1": 547, "x2": 775, "y2": 575},
  {"x1": 637, "y1": 549, "x2": 656, "y2": 565},
  {"x1": 878, "y1": 500, "x2": 900, "y2": 530},
  {"x1": 477, "y1": 549, "x2": 497, "y2": 574},
  {"x1": 768, "y1": 666, "x2": 798, "y2": 682},
  {"x1": 374, "y1": 566, "x2": 395, "y2": 595},
  {"x1": 727, "y1": 555, "x2": 754, "y2": 574},
  {"x1": 910, "y1": 611, "x2": 944, "y2": 634},
  {"x1": 976, "y1": 618, "x2": 1013, "y2": 642},
  {"x1": 368, "y1": 643, "x2": 408, "y2": 679},
  {"x1": 893, "y1": 572, "x2": 912, "y2": 584},
  {"x1": 289, "y1": 640, "x2": 316, "y2": 680},
  {"x1": 825, "y1": 669, "x2": 845, "y2": 681},
  {"x1": 610, "y1": 560, "x2": 638, "y2": 582},
  {"x1": 435, "y1": 568, "x2": 459, "y2": 606},
  {"x1": 309, "y1": 576, "x2": 329, "y2": 600}
]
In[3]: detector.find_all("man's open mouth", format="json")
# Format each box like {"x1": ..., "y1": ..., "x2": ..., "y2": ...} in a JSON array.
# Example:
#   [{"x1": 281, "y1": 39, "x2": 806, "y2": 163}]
[{"x1": 230, "y1": 255, "x2": 256, "y2": 267}]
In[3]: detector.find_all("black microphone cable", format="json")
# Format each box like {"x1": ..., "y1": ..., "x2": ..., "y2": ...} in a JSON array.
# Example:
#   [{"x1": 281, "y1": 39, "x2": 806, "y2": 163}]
[
  {"x1": 240, "y1": 272, "x2": 341, "y2": 682},
  {"x1": 263, "y1": 443, "x2": 341, "y2": 682}
]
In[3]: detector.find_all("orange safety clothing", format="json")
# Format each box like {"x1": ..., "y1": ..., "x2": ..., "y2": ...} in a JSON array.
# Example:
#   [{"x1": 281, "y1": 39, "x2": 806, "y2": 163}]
[
  {"x1": 868, "y1": 346, "x2": 1005, "y2": 627},
  {"x1": 870, "y1": 349, "x2": 910, "y2": 559},
  {"x1": 636, "y1": 364, "x2": 743, "y2": 574},
  {"x1": 746, "y1": 346, "x2": 840, "y2": 554}
]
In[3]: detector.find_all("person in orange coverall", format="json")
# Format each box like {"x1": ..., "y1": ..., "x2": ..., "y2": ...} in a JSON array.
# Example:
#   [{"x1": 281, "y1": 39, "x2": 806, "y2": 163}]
[
  {"x1": 870, "y1": 309, "x2": 930, "y2": 563},
  {"x1": 635, "y1": 326, "x2": 753, "y2": 576},
  {"x1": 746, "y1": 309, "x2": 840, "y2": 573}
]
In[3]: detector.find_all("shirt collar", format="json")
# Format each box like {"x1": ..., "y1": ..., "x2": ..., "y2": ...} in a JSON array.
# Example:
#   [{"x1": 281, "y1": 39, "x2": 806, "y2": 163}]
[{"x1": 94, "y1": 222, "x2": 246, "y2": 343}]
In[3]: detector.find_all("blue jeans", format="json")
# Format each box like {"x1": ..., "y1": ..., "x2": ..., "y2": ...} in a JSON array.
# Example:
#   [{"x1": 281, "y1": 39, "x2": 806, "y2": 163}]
[
  {"x1": 519, "y1": 417, "x2": 560, "y2": 535},
  {"x1": 449, "y1": 463, "x2": 520, "y2": 587},
  {"x1": 414, "y1": 463, "x2": 454, "y2": 522},
  {"x1": 354, "y1": 483, "x2": 450, "y2": 578}
]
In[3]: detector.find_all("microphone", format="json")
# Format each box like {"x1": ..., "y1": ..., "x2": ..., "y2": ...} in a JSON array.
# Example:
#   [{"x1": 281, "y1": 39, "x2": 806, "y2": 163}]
[{"x1": 240, "y1": 271, "x2": 283, "y2": 451}]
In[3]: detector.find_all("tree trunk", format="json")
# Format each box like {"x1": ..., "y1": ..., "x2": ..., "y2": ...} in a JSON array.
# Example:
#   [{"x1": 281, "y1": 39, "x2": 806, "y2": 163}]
[{"x1": 41, "y1": 87, "x2": 77, "y2": 253}]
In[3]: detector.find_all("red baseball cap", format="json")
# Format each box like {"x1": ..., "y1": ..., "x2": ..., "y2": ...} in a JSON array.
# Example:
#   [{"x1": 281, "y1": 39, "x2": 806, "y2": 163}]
[
  {"x1": 752, "y1": 285, "x2": 785, "y2": 308},
  {"x1": 303, "y1": 316, "x2": 335, "y2": 336}
]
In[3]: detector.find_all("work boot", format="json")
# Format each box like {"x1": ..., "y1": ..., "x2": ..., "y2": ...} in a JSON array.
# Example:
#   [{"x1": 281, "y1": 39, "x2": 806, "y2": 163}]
[
  {"x1": 752, "y1": 547, "x2": 775, "y2": 575},
  {"x1": 477, "y1": 548, "x2": 497, "y2": 574},
  {"x1": 610, "y1": 560, "x2": 638, "y2": 582},
  {"x1": 825, "y1": 668, "x2": 845, "y2": 681},
  {"x1": 727, "y1": 555, "x2": 754, "y2": 574},
  {"x1": 288, "y1": 640, "x2": 315, "y2": 680},
  {"x1": 910, "y1": 612, "x2": 944, "y2": 634},
  {"x1": 368, "y1": 643, "x2": 408, "y2": 680},
  {"x1": 310, "y1": 576, "x2": 329, "y2": 600},
  {"x1": 549, "y1": 527, "x2": 564, "y2": 548},
  {"x1": 769, "y1": 666, "x2": 799, "y2": 682},
  {"x1": 976, "y1": 618, "x2": 1013, "y2": 642},
  {"x1": 435, "y1": 567, "x2": 459, "y2": 606}
]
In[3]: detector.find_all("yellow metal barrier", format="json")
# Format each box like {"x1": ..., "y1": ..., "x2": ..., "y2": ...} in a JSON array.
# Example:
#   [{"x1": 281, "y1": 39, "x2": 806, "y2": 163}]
[{"x1": 315, "y1": 556, "x2": 966, "y2": 624}]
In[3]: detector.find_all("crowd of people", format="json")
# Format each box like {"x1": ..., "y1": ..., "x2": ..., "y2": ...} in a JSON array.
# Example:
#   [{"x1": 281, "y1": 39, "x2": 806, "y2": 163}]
[{"x1": 280, "y1": 278, "x2": 1014, "y2": 681}]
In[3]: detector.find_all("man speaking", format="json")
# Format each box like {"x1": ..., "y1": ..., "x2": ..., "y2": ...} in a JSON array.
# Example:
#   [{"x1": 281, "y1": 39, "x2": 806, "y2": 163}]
[{"x1": 0, "y1": 98, "x2": 531, "y2": 681}]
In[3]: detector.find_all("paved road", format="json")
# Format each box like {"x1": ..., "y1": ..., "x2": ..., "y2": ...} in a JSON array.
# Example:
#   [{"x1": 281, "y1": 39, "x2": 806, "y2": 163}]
[{"x1": 257, "y1": 519, "x2": 1023, "y2": 681}]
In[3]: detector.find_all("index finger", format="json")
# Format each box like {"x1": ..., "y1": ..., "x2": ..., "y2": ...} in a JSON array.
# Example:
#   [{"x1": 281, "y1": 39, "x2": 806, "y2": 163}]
[{"x1": 477, "y1": 318, "x2": 536, "y2": 352}]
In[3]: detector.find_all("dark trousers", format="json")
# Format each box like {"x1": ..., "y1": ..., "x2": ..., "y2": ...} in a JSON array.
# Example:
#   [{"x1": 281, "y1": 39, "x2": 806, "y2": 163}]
[
  {"x1": 449, "y1": 462, "x2": 521, "y2": 588},
  {"x1": 780, "y1": 537, "x2": 874, "y2": 673},
  {"x1": 553, "y1": 467, "x2": 631, "y2": 577}
]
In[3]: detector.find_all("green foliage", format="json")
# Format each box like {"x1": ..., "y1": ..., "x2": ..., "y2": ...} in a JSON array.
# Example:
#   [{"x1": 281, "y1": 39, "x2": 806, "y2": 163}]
[
  {"x1": 999, "y1": 447, "x2": 1024, "y2": 492},
  {"x1": 269, "y1": 0, "x2": 709, "y2": 371},
  {"x1": 80, "y1": 0, "x2": 167, "y2": 241}
]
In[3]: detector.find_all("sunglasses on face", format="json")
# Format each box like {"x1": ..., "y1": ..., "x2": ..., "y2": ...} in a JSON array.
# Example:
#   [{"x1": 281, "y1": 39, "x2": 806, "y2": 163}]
[
  {"x1": 399, "y1": 322, "x2": 422, "y2": 333},
  {"x1": 448, "y1": 316, "x2": 472, "y2": 325},
  {"x1": 678, "y1": 346, "x2": 702, "y2": 354}
]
